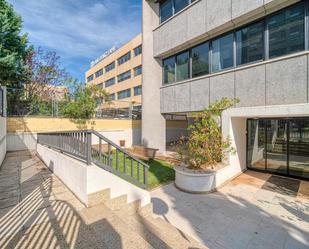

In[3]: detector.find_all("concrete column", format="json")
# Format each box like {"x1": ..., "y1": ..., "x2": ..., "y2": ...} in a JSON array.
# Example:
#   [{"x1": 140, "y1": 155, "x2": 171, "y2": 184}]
[
  {"x1": 142, "y1": 0, "x2": 166, "y2": 153},
  {"x1": 1, "y1": 86, "x2": 7, "y2": 117}
]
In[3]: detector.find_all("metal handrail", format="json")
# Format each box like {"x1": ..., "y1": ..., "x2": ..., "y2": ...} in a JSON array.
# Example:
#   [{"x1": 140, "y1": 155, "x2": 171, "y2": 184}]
[{"x1": 37, "y1": 130, "x2": 149, "y2": 189}]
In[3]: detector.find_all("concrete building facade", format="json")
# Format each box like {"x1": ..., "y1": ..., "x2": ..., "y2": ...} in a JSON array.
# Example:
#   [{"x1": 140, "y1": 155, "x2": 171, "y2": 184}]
[
  {"x1": 142, "y1": 0, "x2": 309, "y2": 180},
  {"x1": 86, "y1": 34, "x2": 143, "y2": 110}
]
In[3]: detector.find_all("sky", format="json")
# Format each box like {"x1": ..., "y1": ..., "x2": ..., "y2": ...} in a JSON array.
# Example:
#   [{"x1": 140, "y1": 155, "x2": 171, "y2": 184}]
[{"x1": 8, "y1": 0, "x2": 142, "y2": 83}]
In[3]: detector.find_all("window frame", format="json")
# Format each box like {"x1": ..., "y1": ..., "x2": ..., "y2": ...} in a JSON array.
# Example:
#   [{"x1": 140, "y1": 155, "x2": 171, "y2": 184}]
[
  {"x1": 105, "y1": 77, "x2": 116, "y2": 88},
  {"x1": 117, "y1": 51, "x2": 131, "y2": 66},
  {"x1": 134, "y1": 65, "x2": 142, "y2": 77},
  {"x1": 161, "y1": 1, "x2": 308, "y2": 85},
  {"x1": 87, "y1": 74, "x2": 94, "y2": 82},
  {"x1": 95, "y1": 68, "x2": 104, "y2": 78},
  {"x1": 117, "y1": 70, "x2": 131, "y2": 83},
  {"x1": 117, "y1": 88, "x2": 131, "y2": 100},
  {"x1": 134, "y1": 45, "x2": 142, "y2": 56},
  {"x1": 134, "y1": 85, "x2": 142, "y2": 96},
  {"x1": 105, "y1": 61, "x2": 115, "y2": 73}
]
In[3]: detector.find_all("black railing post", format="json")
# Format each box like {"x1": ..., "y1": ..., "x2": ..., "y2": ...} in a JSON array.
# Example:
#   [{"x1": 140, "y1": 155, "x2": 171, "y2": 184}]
[
  {"x1": 86, "y1": 131, "x2": 92, "y2": 165},
  {"x1": 99, "y1": 138, "x2": 102, "y2": 162},
  {"x1": 144, "y1": 166, "x2": 148, "y2": 188}
]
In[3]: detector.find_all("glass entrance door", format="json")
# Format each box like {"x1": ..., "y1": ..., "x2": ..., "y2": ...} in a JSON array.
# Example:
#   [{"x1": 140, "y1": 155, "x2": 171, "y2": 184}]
[{"x1": 247, "y1": 118, "x2": 309, "y2": 180}]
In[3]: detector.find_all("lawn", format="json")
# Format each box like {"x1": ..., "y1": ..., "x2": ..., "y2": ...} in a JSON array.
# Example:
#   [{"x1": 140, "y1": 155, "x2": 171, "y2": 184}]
[{"x1": 92, "y1": 149, "x2": 175, "y2": 190}]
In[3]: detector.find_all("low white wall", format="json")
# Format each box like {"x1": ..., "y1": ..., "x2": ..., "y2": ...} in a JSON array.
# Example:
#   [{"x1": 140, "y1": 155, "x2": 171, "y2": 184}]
[
  {"x1": 37, "y1": 144, "x2": 88, "y2": 205},
  {"x1": 37, "y1": 144, "x2": 150, "y2": 207},
  {"x1": 7, "y1": 132, "x2": 37, "y2": 151},
  {"x1": 0, "y1": 117, "x2": 6, "y2": 166},
  {"x1": 87, "y1": 165, "x2": 150, "y2": 207}
]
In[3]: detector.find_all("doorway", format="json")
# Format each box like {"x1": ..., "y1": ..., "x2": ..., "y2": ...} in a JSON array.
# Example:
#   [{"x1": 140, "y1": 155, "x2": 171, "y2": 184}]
[{"x1": 247, "y1": 118, "x2": 309, "y2": 180}]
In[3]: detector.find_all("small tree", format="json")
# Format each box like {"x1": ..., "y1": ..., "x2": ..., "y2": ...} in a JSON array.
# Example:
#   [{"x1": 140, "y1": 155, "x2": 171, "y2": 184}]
[
  {"x1": 61, "y1": 84, "x2": 108, "y2": 119},
  {"x1": 179, "y1": 98, "x2": 237, "y2": 170}
]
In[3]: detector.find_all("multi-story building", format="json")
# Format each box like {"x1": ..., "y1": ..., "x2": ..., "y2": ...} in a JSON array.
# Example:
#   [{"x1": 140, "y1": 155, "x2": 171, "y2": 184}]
[
  {"x1": 142, "y1": 0, "x2": 309, "y2": 180},
  {"x1": 85, "y1": 34, "x2": 142, "y2": 111}
]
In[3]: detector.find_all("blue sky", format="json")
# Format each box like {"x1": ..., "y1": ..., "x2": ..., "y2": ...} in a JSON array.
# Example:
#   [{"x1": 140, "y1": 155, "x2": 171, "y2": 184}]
[{"x1": 8, "y1": 0, "x2": 142, "y2": 83}]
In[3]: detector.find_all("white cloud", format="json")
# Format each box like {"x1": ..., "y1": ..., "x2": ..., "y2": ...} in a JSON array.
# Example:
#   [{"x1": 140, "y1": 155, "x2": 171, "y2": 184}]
[{"x1": 8, "y1": 0, "x2": 142, "y2": 80}]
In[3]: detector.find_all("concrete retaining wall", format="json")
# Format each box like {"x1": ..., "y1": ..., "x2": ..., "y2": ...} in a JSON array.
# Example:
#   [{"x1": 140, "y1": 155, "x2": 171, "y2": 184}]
[
  {"x1": 0, "y1": 117, "x2": 6, "y2": 166},
  {"x1": 37, "y1": 144, "x2": 150, "y2": 207}
]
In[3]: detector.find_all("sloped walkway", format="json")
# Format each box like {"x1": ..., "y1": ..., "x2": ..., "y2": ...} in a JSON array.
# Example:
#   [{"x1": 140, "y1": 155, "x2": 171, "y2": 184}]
[
  {"x1": 151, "y1": 171, "x2": 309, "y2": 249},
  {"x1": 0, "y1": 151, "x2": 155, "y2": 249}
]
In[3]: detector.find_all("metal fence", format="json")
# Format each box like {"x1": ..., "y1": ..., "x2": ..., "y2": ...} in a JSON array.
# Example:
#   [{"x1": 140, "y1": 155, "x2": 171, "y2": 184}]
[{"x1": 37, "y1": 130, "x2": 149, "y2": 189}]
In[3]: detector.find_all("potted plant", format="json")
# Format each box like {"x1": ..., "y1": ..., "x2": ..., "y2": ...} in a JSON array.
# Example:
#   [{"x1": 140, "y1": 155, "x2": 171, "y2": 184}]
[{"x1": 174, "y1": 98, "x2": 237, "y2": 193}]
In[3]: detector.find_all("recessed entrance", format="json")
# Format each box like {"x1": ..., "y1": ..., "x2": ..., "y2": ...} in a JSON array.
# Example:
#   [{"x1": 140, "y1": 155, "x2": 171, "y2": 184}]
[{"x1": 247, "y1": 118, "x2": 309, "y2": 180}]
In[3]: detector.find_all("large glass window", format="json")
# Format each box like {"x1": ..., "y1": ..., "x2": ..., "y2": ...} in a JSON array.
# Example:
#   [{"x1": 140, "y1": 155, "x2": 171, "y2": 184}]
[
  {"x1": 176, "y1": 51, "x2": 190, "y2": 81},
  {"x1": 134, "y1": 85, "x2": 142, "y2": 96},
  {"x1": 192, "y1": 42, "x2": 209, "y2": 77},
  {"x1": 134, "y1": 66, "x2": 142, "y2": 76},
  {"x1": 117, "y1": 89, "x2": 131, "y2": 99},
  {"x1": 95, "y1": 69, "x2": 103, "y2": 78},
  {"x1": 268, "y1": 3, "x2": 305, "y2": 59},
  {"x1": 105, "y1": 62, "x2": 115, "y2": 73},
  {"x1": 160, "y1": 0, "x2": 173, "y2": 23},
  {"x1": 211, "y1": 33, "x2": 234, "y2": 72},
  {"x1": 236, "y1": 22, "x2": 264, "y2": 65},
  {"x1": 163, "y1": 57, "x2": 175, "y2": 84},
  {"x1": 117, "y1": 52, "x2": 131, "y2": 65},
  {"x1": 108, "y1": 93, "x2": 115, "y2": 101},
  {"x1": 117, "y1": 70, "x2": 131, "y2": 83},
  {"x1": 134, "y1": 45, "x2": 142, "y2": 56},
  {"x1": 87, "y1": 74, "x2": 94, "y2": 82},
  {"x1": 174, "y1": 0, "x2": 189, "y2": 13},
  {"x1": 105, "y1": 77, "x2": 115, "y2": 88}
]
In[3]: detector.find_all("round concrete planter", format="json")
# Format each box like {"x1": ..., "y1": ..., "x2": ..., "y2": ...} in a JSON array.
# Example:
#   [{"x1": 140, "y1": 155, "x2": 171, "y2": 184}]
[{"x1": 174, "y1": 166, "x2": 217, "y2": 194}]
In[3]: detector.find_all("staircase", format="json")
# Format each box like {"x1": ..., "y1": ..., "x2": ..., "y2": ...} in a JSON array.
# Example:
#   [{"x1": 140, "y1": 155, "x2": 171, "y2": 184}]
[{"x1": 87, "y1": 189, "x2": 206, "y2": 249}]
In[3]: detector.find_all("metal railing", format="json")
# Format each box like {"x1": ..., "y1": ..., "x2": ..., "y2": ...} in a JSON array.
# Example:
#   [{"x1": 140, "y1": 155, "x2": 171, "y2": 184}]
[{"x1": 37, "y1": 130, "x2": 149, "y2": 189}]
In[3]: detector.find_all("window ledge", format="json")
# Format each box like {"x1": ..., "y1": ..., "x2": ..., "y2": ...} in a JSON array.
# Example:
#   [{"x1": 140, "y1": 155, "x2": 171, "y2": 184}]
[
  {"x1": 160, "y1": 50, "x2": 309, "y2": 89},
  {"x1": 153, "y1": 0, "x2": 201, "y2": 32}
]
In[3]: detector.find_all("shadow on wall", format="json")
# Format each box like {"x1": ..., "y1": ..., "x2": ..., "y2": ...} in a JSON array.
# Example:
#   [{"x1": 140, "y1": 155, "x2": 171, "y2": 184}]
[{"x1": 0, "y1": 152, "x2": 124, "y2": 249}]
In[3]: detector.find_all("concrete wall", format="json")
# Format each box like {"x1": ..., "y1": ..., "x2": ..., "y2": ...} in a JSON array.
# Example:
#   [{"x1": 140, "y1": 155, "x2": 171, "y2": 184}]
[
  {"x1": 142, "y1": 0, "x2": 167, "y2": 152},
  {"x1": 153, "y1": 0, "x2": 299, "y2": 58},
  {"x1": 37, "y1": 144, "x2": 150, "y2": 207},
  {"x1": 0, "y1": 117, "x2": 6, "y2": 166},
  {"x1": 161, "y1": 52, "x2": 309, "y2": 113},
  {"x1": 0, "y1": 87, "x2": 7, "y2": 166}
]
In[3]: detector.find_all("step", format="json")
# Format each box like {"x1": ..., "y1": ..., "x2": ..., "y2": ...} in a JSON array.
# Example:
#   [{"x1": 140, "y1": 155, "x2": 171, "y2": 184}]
[
  {"x1": 116, "y1": 207, "x2": 206, "y2": 249},
  {"x1": 79, "y1": 203, "x2": 155, "y2": 249}
]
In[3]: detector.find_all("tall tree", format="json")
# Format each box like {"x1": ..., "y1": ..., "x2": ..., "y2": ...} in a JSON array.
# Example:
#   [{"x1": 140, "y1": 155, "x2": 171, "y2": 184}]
[{"x1": 0, "y1": 0, "x2": 28, "y2": 88}]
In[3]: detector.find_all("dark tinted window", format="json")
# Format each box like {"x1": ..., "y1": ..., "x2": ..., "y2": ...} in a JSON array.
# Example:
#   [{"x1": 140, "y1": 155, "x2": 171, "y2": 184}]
[
  {"x1": 163, "y1": 57, "x2": 175, "y2": 84},
  {"x1": 236, "y1": 22, "x2": 264, "y2": 65},
  {"x1": 211, "y1": 33, "x2": 234, "y2": 72},
  {"x1": 95, "y1": 69, "x2": 103, "y2": 78},
  {"x1": 268, "y1": 3, "x2": 304, "y2": 59},
  {"x1": 118, "y1": 89, "x2": 131, "y2": 99},
  {"x1": 134, "y1": 66, "x2": 142, "y2": 76},
  {"x1": 108, "y1": 93, "x2": 115, "y2": 101},
  {"x1": 134, "y1": 85, "x2": 142, "y2": 96},
  {"x1": 105, "y1": 62, "x2": 115, "y2": 72},
  {"x1": 117, "y1": 70, "x2": 131, "y2": 83},
  {"x1": 134, "y1": 45, "x2": 142, "y2": 56},
  {"x1": 160, "y1": 0, "x2": 173, "y2": 23},
  {"x1": 117, "y1": 52, "x2": 131, "y2": 65},
  {"x1": 174, "y1": 0, "x2": 189, "y2": 13},
  {"x1": 87, "y1": 74, "x2": 94, "y2": 82},
  {"x1": 176, "y1": 51, "x2": 189, "y2": 81},
  {"x1": 105, "y1": 77, "x2": 115, "y2": 87},
  {"x1": 192, "y1": 42, "x2": 209, "y2": 77}
]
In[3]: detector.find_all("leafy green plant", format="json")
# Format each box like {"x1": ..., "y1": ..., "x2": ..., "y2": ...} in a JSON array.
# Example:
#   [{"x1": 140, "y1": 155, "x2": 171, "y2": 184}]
[
  {"x1": 61, "y1": 84, "x2": 108, "y2": 119},
  {"x1": 177, "y1": 97, "x2": 238, "y2": 170}
]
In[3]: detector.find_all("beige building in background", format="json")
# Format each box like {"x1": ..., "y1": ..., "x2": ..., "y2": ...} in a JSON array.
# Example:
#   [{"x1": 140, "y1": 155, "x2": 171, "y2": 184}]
[{"x1": 85, "y1": 34, "x2": 142, "y2": 110}]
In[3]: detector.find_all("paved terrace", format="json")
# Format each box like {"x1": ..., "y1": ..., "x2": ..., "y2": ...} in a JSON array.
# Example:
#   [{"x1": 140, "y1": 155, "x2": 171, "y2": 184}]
[
  {"x1": 151, "y1": 171, "x2": 309, "y2": 249},
  {"x1": 0, "y1": 151, "x2": 156, "y2": 249}
]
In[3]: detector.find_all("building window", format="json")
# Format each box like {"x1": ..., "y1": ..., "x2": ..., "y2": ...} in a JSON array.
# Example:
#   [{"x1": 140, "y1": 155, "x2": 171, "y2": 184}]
[
  {"x1": 192, "y1": 42, "x2": 209, "y2": 77},
  {"x1": 105, "y1": 62, "x2": 115, "y2": 73},
  {"x1": 211, "y1": 33, "x2": 234, "y2": 73},
  {"x1": 95, "y1": 69, "x2": 103, "y2": 78},
  {"x1": 160, "y1": 0, "x2": 173, "y2": 23},
  {"x1": 236, "y1": 22, "x2": 264, "y2": 66},
  {"x1": 108, "y1": 93, "x2": 115, "y2": 101},
  {"x1": 134, "y1": 45, "x2": 142, "y2": 56},
  {"x1": 117, "y1": 70, "x2": 131, "y2": 83},
  {"x1": 268, "y1": 3, "x2": 305, "y2": 59},
  {"x1": 105, "y1": 77, "x2": 115, "y2": 88},
  {"x1": 117, "y1": 89, "x2": 131, "y2": 99},
  {"x1": 134, "y1": 66, "x2": 142, "y2": 76},
  {"x1": 134, "y1": 85, "x2": 142, "y2": 96},
  {"x1": 117, "y1": 52, "x2": 131, "y2": 65},
  {"x1": 87, "y1": 74, "x2": 94, "y2": 82},
  {"x1": 163, "y1": 57, "x2": 175, "y2": 84},
  {"x1": 176, "y1": 51, "x2": 189, "y2": 81},
  {"x1": 174, "y1": 0, "x2": 189, "y2": 13},
  {"x1": 97, "y1": 83, "x2": 104, "y2": 89}
]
